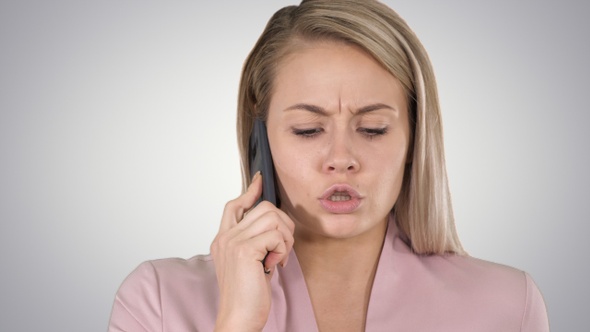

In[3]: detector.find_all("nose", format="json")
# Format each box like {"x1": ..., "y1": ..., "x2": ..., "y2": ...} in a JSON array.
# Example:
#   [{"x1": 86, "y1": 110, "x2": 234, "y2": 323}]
[{"x1": 321, "y1": 134, "x2": 360, "y2": 174}]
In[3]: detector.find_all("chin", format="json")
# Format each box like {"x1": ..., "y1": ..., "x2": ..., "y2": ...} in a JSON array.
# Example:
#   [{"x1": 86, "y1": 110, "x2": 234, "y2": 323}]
[
  {"x1": 284, "y1": 200, "x2": 387, "y2": 240},
  {"x1": 297, "y1": 213, "x2": 375, "y2": 240}
]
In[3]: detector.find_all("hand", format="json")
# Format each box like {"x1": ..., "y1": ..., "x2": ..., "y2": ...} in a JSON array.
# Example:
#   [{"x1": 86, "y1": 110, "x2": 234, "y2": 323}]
[{"x1": 211, "y1": 172, "x2": 295, "y2": 331}]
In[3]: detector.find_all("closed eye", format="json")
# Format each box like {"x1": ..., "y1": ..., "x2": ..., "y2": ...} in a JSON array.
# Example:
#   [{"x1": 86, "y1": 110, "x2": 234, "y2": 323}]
[
  {"x1": 292, "y1": 127, "x2": 324, "y2": 138},
  {"x1": 358, "y1": 127, "x2": 388, "y2": 137}
]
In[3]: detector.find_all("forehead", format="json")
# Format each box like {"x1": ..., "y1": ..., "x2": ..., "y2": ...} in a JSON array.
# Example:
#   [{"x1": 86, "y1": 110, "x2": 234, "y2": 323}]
[{"x1": 269, "y1": 40, "x2": 406, "y2": 111}]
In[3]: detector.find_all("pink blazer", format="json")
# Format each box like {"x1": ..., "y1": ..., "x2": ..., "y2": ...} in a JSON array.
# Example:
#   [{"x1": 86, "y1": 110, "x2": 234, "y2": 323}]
[{"x1": 109, "y1": 219, "x2": 549, "y2": 331}]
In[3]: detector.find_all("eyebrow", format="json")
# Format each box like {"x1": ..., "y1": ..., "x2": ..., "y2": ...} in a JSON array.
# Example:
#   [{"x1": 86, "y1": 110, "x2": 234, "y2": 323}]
[{"x1": 283, "y1": 103, "x2": 395, "y2": 115}]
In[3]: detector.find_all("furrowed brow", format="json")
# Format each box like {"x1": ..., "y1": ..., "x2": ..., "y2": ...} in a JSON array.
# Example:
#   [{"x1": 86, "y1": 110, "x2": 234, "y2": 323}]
[
  {"x1": 283, "y1": 102, "x2": 395, "y2": 115},
  {"x1": 283, "y1": 103, "x2": 328, "y2": 116},
  {"x1": 356, "y1": 103, "x2": 396, "y2": 115}
]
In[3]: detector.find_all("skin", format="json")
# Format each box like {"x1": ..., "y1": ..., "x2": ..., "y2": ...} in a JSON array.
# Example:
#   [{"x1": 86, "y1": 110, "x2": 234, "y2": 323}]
[{"x1": 212, "y1": 40, "x2": 410, "y2": 331}]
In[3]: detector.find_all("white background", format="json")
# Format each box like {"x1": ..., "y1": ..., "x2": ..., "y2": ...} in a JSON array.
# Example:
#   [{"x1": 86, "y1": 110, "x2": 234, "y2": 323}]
[{"x1": 1, "y1": 1, "x2": 588, "y2": 331}]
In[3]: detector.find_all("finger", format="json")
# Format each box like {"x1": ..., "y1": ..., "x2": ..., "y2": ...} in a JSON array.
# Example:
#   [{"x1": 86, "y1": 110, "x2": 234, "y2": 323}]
[
  {"x1": 237, "y1": 210, "x2": 294, "y2": 246},
  {"x1": 248, "y1": 229, "x2": 289, "y2": 270},
  {"x1": 238, "y1": 201, "x2": 295, "y2": 235},
  {"x1": 237, "y1": 208, "x2": 294, "y2": 248},
  {"x1": 219, "y1": 171, "x2": 263, "y2": 232},
  {"x1": 235, "y1": 209, "x2": 294, "y2": 268},
  {"x1": 269, "y1": 208, "x2": 295, "y2": 267}
]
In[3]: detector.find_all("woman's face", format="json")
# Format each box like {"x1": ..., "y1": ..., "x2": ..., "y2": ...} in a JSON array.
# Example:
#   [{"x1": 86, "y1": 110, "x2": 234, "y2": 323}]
[{"x1": 266, "y1": 40, "x2": 410, "y2": 241}]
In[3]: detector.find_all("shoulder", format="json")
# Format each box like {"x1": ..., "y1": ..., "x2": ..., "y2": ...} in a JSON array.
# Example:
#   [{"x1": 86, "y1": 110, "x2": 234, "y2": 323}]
[
  {"x1": 117, "y1": 254, "x2": 217, "y2": 301},
  {"x1": 381, "y1": 221, "x2": 549, "y2": 330},
  {"x1": 425, "y1": 254, "x2": 526, "y2": 295},
  {"x1": 149, "y1": 254, "x2": 217, "y2": 286},
  {"x1": 420, "y1": 254, "x2": 549, "y2": 331},
  {"x1": 108, "y1": 255, "x2": 218, "y2": 331}
]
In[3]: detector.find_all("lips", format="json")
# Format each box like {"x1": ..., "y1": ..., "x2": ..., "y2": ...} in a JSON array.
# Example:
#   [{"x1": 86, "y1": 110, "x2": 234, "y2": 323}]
[
  {"x1": 319, "y1": 184, "x2": 362, "y2": 214},
  {"x1": 328, "y1": 192, "x2": 352, "y2": 201}
]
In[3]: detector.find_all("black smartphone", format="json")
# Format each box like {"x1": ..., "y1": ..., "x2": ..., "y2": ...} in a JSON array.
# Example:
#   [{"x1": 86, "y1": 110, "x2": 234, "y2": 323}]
[{"x1": 248, "y1": 118, "x2": 278, "y2": 206}]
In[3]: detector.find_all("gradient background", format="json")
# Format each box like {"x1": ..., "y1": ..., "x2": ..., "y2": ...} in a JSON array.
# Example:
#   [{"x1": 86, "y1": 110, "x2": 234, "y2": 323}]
[{"x1": 1, "y1": 1, "x2": 588, "y2": 331}]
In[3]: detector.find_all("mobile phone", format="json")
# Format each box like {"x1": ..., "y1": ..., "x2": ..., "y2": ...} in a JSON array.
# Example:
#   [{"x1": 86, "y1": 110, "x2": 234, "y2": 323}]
[{"x1": 248, "y1": 118, "x2": 277, "y2": 206}]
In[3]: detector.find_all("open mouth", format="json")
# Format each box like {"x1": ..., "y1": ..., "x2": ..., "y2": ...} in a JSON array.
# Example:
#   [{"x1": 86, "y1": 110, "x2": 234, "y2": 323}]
[
  {"x1": 329, "y1": 191, "x2": 352, "y2": 201},
  {"x1": 319, "y1": 184, "x2": 362, "y2": 213}
]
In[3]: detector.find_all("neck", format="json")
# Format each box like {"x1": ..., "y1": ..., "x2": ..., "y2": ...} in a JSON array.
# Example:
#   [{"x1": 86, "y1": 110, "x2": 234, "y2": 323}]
[
  {"x1": 293, "y1": 218, "x2": 388, "y2": 281},
  {"x1": 292, "y1": 218, "x2": 389, "y2": 331}
]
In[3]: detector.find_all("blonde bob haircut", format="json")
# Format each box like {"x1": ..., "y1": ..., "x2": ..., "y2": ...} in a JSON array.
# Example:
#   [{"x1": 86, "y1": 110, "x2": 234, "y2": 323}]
[{"x1": 236, "y1": 0, "x2": 464, "y2": 255}]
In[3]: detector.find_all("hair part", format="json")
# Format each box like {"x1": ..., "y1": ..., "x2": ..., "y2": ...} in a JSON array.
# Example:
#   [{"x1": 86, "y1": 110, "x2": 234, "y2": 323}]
[{"x1": 237, "y1": 0, "x2": 465, "y2": 255}]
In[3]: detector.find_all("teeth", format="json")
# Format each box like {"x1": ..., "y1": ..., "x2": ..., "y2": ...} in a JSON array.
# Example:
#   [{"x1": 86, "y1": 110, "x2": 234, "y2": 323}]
[{"x1": 329, "y1": 192, "x2": 351, "y2": 201}]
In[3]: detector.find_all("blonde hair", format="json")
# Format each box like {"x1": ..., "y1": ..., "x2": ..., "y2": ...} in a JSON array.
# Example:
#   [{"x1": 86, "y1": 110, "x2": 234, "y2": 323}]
[{"x1": 236, "y1": 0, "x2": 464, "y2": 255}]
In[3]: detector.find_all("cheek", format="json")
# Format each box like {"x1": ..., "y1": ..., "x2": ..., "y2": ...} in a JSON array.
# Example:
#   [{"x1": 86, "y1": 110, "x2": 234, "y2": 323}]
[
  {"x1": 270, "y1": 143, "x2": 316, "y2": 203},
  {"x1": 367, "y1": 142, "x2": 408, "y2": 202}
]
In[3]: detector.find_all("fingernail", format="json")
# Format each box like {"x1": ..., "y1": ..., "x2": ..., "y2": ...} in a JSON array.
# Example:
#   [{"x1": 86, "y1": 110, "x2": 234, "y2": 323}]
[{"x1": 252, "y1": 171, "x2": 261, "y2": 182}]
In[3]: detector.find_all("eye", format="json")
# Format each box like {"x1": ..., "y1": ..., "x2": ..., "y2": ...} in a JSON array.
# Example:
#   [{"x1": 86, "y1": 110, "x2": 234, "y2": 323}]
[
  {"x1": 358, "y1": 127, "x2": 388, "y2": 138},
  {"x1": 292, "y1": 127, "x2": 324, "y2": 138}
]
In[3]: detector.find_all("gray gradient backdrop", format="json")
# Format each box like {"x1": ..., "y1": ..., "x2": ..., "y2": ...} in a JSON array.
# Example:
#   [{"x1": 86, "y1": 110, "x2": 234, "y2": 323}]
[{"x1": 1, "y1": 1, "x2": 588, "y2": 331}]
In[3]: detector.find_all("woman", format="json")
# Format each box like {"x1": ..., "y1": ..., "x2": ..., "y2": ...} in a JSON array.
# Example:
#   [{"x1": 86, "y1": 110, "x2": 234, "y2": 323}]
[{"x1": 109, "y1": 1, "x2": 549, "y2": 331}]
